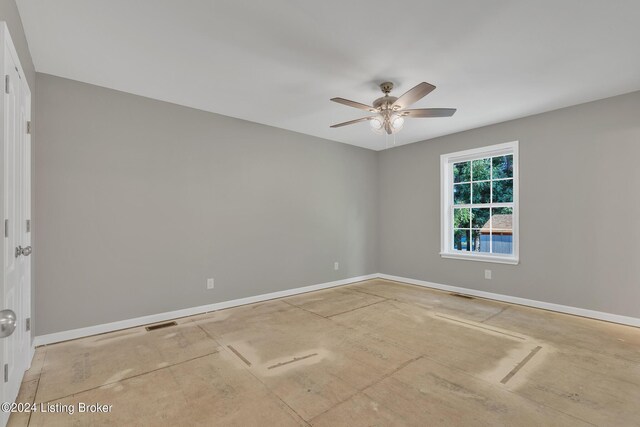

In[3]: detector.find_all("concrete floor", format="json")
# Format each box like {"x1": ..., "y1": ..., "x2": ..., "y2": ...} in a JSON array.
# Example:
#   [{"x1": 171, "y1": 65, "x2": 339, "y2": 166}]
[{"x1": 9, "y1": 279, "x2": 640, "y2": 426}]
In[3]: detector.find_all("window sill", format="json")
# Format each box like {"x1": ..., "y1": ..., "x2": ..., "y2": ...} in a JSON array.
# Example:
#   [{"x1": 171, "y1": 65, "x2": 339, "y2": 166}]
[{"x1": 440, "y1": 252, "x2": 519, "y2": 265}]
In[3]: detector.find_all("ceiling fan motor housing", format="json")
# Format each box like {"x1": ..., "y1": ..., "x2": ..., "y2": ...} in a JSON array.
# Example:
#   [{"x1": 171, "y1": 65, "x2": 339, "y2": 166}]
[
  {"x1": 373, "y1": 96, "x2": 398, "y2": 110},
  {"x1": 379, "y1": 81, "x2": 394, "y2": 94},
  {"x1": 374, "y1": 82, "x2": 399, "y2": 111}
]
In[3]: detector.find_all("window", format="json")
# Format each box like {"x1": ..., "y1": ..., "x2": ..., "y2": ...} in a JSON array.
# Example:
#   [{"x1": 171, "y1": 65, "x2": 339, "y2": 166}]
[{"x1": 440, "y1": 141, "x2": 519, "y2": 264}]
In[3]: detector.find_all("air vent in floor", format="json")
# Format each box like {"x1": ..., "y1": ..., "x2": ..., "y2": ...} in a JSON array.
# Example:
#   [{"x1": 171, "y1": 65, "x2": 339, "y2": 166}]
[
  {"x1": 450, "y1": 292, "x2": 474, "y2": 299},
  {"x1": 145, "y1": 321, "x2": 177, "y2": 331}
]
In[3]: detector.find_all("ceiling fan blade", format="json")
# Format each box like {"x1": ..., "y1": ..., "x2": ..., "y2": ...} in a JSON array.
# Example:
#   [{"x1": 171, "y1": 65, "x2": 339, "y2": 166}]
[
  {"x1": 401, "y1": 108, "x2": 457, "y2": 118},
  {"x1": 392, "y1": 82, "x2": 436, "y2": 109},
  {"x1": 330, "y1": 97, "x2": 376, "y2": 112},
  {"x1": 330, "y1": 116, "x2": 374, "y2": 128}
]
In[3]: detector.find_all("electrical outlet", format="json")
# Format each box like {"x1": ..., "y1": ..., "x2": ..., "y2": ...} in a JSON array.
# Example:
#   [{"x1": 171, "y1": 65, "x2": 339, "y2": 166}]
[
  {"x1": 207, "y1": 278, "x2": 215, "y2": 289},
  {"x1": 334, "y1": 262, "x2": 339, "y2": 271},
  {"x1": 484, "y1": 270, "x2": 492, "y2": 280}
]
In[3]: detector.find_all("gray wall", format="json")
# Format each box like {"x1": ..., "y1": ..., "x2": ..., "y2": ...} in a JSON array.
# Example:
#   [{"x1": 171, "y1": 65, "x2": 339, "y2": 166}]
[
  {"x1": 378, "y1": 90, "x2": 640, "y2": 318},
  {"x1": 35, "y1": 74, "x2": 378, "y2": 335},
  {"x1": 34, "y1": 71, "x2": 640, "y2": 335},
  {"x1": 1, "y1": 0, "x2": 36, "y2": 338}
]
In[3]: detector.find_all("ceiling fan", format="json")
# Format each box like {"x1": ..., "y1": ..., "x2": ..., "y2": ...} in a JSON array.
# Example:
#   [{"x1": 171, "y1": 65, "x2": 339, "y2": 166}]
[{"x1": 330, "y1": 81, "x2": 456, "y2": 135}]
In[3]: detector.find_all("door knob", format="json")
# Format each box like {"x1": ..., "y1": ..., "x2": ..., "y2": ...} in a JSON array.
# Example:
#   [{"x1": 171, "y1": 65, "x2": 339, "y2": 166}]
[
  {"x1": 15, "y1": 246, "x2": 22, "y2": 258},
  {"x1": 0, "y1": 309, "x2": 16, "y2": 338},
  {"x1": 21, "y1": 246, "x2": 32, "y2": 256}
]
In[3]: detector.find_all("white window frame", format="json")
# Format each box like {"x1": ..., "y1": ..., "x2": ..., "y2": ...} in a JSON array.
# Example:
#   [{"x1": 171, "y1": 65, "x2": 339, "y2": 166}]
[{"x1": 440, "y1": 141, "x2": 519, "y2": 265}]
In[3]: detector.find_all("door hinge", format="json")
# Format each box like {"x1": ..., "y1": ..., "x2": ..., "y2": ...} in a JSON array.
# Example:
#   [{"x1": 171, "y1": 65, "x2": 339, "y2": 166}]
[
  {"x1": 4, "y1": 219, "x2": 8, "y2": 238},
  {"x1": 26, "y1": 317, "x2": 30, "y2": 332},
  {"x1": 26, "y1": 219, "x2": 30, "y2": 233},
  {"x1": 4, "y1": 75, "x2": 9, "y2": 94},
  {"x1": 26, "y1": 121, "x2": 31, "y2": 135},
  {"x1": 3, "y1": 364, "x2": 7, "y2": 383}
]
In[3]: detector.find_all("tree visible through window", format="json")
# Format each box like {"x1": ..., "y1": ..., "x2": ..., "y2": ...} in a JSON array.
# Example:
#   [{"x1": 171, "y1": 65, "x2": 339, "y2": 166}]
[{"x1": 441, "y1": 142, "x2": 518, "y2": 263}]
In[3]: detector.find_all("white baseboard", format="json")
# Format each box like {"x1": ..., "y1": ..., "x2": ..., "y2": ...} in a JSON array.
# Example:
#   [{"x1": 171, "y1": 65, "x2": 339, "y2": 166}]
[
  {"x1": 378, "y1": 273, "x2": 640, "y2": 328},
  {"x1": 33, "y1": 274, "x2": 378, "y2": 346},
  {"x1": 33, "y1": 272, "x2": 640, "y2": 346}
]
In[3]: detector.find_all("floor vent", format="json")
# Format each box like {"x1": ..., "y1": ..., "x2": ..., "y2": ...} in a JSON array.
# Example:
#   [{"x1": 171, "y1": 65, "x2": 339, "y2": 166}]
[
  {"x1": 145, "y1": 321, "x2": 177, "y2": 331},
  {"x1": 450, "y1": 292, "x2": 474, "y2": 299}
]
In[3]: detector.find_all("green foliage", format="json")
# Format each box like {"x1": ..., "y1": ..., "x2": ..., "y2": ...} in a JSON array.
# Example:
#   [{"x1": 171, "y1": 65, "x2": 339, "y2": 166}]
[
  {"x1": 453, "y1": 161, "x2": 470, "y2": 183},
  {"x1": 453, "y1": 183, "x2": 471, "y2": 204},
  {"x1": 493, "y1": 207, "x2": 513, "y2": 215},
  {"x1": 472, "y1": 182, "x2": 490, "y2": 203},
  {"x1": 472, "y1": 158, "x2": 491, "y2": 181},
  {"x1": 492, "y1": 180, "x2": 513, "y2": 203},
  {"x1": 472, "y1": 208, "x2": 490, "y2": 229},
  {"x1": 454, "y1": 208, "x2": 470, "y2": 228},
  {"x1": 492, "y1": 155, "x2": 513, "y2": 179}
]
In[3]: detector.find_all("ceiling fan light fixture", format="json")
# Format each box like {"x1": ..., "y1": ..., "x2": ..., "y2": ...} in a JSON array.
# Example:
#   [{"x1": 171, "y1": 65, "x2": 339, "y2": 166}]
[
  {"x1": 369, "y1": 116, "x2": 383, "y2": 131},
  {"x1": 391, "y1": 114, "x2": 404, "y2": 131}
]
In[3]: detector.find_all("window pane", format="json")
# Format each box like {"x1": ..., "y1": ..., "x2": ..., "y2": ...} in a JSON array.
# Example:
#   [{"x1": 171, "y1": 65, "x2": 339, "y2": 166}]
[
  {"x1": 453, "y1": 183, "x2": 471, "y2": 204},
  {"x1": 471, "y1": 208, "x2": 490, "y2": 229},
  {"x1": 492, "y1": 207, "x2": 513, "y2": 216},
  {"x1": 490, "y1": 207, "x2": 513, "y2": 255},
  {"x1": 492, "y1": 155, "x2": 513, "y2": 179},
  {"x1": 491, "y1": 234, "x2": 513, "y2": 255},
  {"x1": 454, "y1": 161, "x2": 470, "y2": 183},
  {"x1": 472, "y1": 229, "x2": 490, "y2": 253},
  {"x1": 453, "y1": 208, "x2": 470, "y2": 228},
  {"x1": 472, "y1": 182, "x2": 490, "y2": 204},
  {"x1": 472, "y1": 158, "x2": 491, "y2": 181},
  {"x1": 453, "y1": 229, "x2": 470, "y2": 252},
  {"x1": 492, "y1": 179, "x2": 513, "y2": 203}
]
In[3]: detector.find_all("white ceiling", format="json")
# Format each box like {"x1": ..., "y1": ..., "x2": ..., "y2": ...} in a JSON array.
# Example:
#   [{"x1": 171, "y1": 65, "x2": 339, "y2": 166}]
[{"x1": 16, "y1": 0, "x2": 640, "y2": 150}]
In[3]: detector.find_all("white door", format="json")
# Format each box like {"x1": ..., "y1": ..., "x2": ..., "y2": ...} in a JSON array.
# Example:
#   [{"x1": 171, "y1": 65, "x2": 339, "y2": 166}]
[{"x1": 0, "y1": 23, "x2": 31, "y2": 426}]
